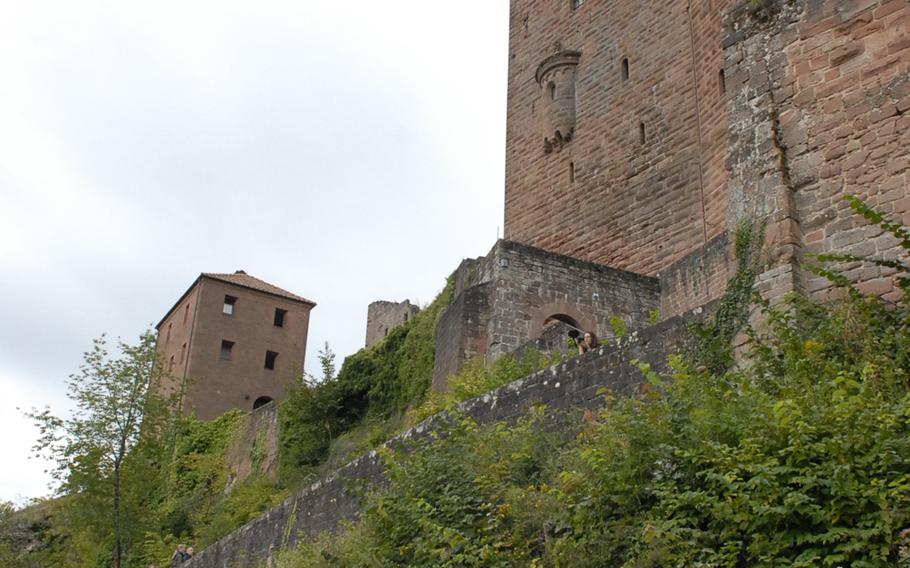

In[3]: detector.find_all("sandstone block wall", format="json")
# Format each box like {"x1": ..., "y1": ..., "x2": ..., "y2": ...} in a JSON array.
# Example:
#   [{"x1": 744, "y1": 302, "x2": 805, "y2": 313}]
[
  {"x1": 187, "y1": 313, "x2": 695, "y2": 568},
  {"x1": 433, "y1": 282, "x2": 493, "y2": 391},
  {"x1": 504, "y1": 0, "x2": 734, "y2": 276},
  {"x1": 723, "y1": 0, "x2": 910, "y2": 303},
  {"x1": 225, "y1": 402, "x2": 280, "y2": 484},
  {"x1": 433, "y1": 240, "x2": 660, "y2": 390},
  {"x1": 660, "y1": 233, "x2": 736, "y2": 318}
]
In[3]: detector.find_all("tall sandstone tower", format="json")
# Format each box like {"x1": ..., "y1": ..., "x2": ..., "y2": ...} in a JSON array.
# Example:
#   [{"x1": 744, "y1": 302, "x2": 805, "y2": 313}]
[
  {"x1": 505, "y1": 0, "x2": 910, "y2": 316},
  {"x1": 505, "y1": 0, "x2": 731, "y2": 275}
]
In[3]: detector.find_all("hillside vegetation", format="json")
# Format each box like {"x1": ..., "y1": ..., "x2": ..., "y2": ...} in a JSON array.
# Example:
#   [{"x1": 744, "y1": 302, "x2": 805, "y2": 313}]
[
  {"x1": 277, "y1": 200, "x2": 910, "y2": 566},
  {"x1": 5, "y1": 198, "x2": 910, "y2": 567},
  {"x1": 1, "y1": 275, "x2": 476, "y2": 567}
]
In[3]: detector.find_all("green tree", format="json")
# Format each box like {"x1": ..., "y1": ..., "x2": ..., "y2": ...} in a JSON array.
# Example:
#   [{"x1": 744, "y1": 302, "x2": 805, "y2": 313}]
[
  {"x1": 25, "y1": 331, "x2": 172, "y2": 568},
  {"x1": 318, "y1": 342, "x2": 336, "y2": 382}
]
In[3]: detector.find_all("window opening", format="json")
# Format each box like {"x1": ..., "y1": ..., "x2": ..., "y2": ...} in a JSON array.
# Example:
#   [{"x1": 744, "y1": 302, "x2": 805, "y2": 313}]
[
  {"x1": 639, "y1": 122, "x2": 646, "y2": 144},
  {"x1": 569, "y1": 162, "x2": 576, "y2": 183},
  {"x1": 223, "y1": 295, "x2": 237, "y2": 315},
  {"x1": 274, "y1": 308, "x2": 287, "y2": 327},
  {"x1": 220, "y1": 340, "x2": 234, "y2": 360},
  {"x1": 621, "y1": 58, "x2": 630, "y2": 81},
  {"x1": 719, "y1": 68, "x2": 726, "y2": 95},
  {"x1": 180, "y1": 342, "x2": 187, "y2": 364},
  {"x1": 571, "y1": 0, "x2": 584, "y2": 9},
  {"x1": 253, "y1": 396, "x2": 274, "y2": 410},
  {"x1": 264, "y1": 350, "x2": 278, "y2": 370},
  {"x1": 166, "y1": 323, "x2": 172, "y2": 344},
  {"x1": 183, "y1": 303, "x2": 190, "y2": 324},
  {"x1": 548, "y1": 81, "x2": 556, "y2": 100}
]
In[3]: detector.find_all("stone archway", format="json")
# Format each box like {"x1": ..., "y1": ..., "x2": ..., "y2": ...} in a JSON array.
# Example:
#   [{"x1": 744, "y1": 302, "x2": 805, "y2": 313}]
[
  {"x1": 252, "y1": 396, "x2": 274, "y2": 410},
  {"x1": 529, "y1": 302, "x2": 597, "y2": 340}
]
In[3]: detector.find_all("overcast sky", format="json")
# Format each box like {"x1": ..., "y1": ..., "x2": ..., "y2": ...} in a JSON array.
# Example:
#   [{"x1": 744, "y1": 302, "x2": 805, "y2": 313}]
[{"x1": 0, "y1": 0, "x2": 509, "y2": 504}]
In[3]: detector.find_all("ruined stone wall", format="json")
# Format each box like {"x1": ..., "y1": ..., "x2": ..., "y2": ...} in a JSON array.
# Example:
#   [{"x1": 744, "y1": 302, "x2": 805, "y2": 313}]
[
  {"x1": 723, "y1": 0, "x2": 910, "y2": 303},
  {"x1": 364, "y1": 300, "x2": 420, "y2": 348},
  {"x1": 187, "y1": 312, "x2": 696, "y2": 568},
  {"x1": 433, "y1": 240, "x2": 660, "y2": 390},
  {"x1": 432, "y1": 282, "x2": 493, "y2": 392},
  {"x1": 484, "y1": 240, "x2": 661, "y2": 357},
  {"x1": 504, "y1": 0, "x2": 734, "y2": 276},
  {"x1": 659, "y1": 233, "x2": 736, "y2": 318},
  {"x1": 224, "y1": 402, "x2": 280, "y2": 484}
]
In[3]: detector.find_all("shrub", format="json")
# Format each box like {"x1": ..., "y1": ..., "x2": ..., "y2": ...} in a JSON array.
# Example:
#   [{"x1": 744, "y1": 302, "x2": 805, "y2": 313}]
[{"x1": 279, "y1": 198, "x2": 910, "y2": 566}]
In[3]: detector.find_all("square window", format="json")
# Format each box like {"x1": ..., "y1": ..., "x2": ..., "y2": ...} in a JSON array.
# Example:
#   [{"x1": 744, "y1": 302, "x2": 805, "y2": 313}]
[
  {"x1": 274, "y1": 308, "x2": 287, "y2": 328},
  {"x1": 220, "y1": 340, "x2": 234, "y2": 360},
  {"x1": 264, "y1": 350, "x2": 278, "y2": 370},
  {"x1": 223, "y1": 295, "x2": 237, "y2": 315}
]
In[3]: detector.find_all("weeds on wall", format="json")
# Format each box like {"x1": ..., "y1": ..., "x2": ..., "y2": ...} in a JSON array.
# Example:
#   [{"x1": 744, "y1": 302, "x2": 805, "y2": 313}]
[
  {"x1": 689, "y1": 218, "x2": 764, "y2": 375},
  {"x1": 278, "y1": 277, "x2": 455, "y2": 484},
  {"x1": 277, "y1": 199, "x2": 910, "y2": 567},
  {"x1": 409, "y1": 349, "x2": 566, "y2": 424}
]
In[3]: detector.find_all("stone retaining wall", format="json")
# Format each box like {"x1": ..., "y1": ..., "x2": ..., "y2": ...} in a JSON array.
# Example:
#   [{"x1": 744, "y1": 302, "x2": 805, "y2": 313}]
[{"x1": 187, "y1": 311, "x2": 695, "y2": 568}]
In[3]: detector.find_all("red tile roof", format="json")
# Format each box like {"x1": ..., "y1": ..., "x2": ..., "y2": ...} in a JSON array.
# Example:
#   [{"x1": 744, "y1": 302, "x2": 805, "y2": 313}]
[
  {"x1": 156, "y1": 271, "x2": 315, "y2": 329},
  {"x1": 202, "y1": 271, "x2": 315, "y2": 305}
]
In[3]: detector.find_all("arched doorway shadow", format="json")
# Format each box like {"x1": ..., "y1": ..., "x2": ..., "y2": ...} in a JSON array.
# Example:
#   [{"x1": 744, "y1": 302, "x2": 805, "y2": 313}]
[
  {"x1": 253, "y1": 396, "x2": 274, "y2": 410},
  {"x1": 530, "y1": 302, "x2": 597, "y2": 340}
]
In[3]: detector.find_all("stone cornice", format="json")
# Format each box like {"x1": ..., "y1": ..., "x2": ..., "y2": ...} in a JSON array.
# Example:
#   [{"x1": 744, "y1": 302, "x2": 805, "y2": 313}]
[{"x1": 535, "y1": 49, "x2": 581, "y2": 85}]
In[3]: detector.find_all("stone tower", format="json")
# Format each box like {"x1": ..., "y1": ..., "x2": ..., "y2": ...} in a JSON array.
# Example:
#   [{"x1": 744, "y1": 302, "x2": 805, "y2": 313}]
[
  {"x1": 504, "y1": 0, "x2": 910, "y2": 317},
  {"x1": 365, "y1": 300, "x2": 420, "y2": 348},
  {"x1": 156, "y1": 271, "x2": 315, "y2": 420}
]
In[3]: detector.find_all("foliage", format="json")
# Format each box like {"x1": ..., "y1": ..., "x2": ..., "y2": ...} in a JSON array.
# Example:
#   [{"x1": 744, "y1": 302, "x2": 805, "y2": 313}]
[
  {"x1": 278, "y1": 200, "x2": 910, "y2": 567},
  {"x1": 126, "y1": 409, "x2": 286, "y2": 567},
  {"x1": 689, "y1": 218, "x2": 763, "y2": 375},
  {"x1": 609, "y1": 316, "x2": 629, "y2": 339},
  {"x1": 194, "y1": 478, "x2": 288, "y2": 548},
  {"x1": 278, "y1": 277, "x2": 454, "y2": 482},
  {"x1": 280, "y1": 287, "x2": 910, "y2": 567},
  {"x1": 814, "y1": 194, "x2": 910, "y2": 300},
  {"x1": 10, "y1": 392, "x2": 285, "y2": 567},
  {"x1": 0, "y1": 499, "x2": 72, "y2": 568},
  {"x1": 410, "y1": 349, "x2": 565, "y2": 424},
  {"x1": 317, "y1": 342, "x2": 336, "y2": 382},
  {"x1": 648, "y1": 309, "x2": 661, "y2": 326},
  {"x1": 24, "y1": 331, "x2": 172, "y2": 568}
]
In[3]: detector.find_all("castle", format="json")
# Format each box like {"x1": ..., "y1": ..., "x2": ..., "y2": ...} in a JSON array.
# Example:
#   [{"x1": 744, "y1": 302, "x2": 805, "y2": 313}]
[
  {"x1": 185, "y1": 1, "x2": 910, "y2": 564},
  {"x1": 161, "y1": 0, "x2": 909, "y2": 410},
  {"x1": 428, "y1": 0, "x2": 910, "y2": 388}
]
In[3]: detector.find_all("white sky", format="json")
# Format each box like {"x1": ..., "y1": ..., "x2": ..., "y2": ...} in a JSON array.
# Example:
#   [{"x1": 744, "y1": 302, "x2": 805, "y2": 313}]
[{"x1": 0, "y1": 0, "x2": 509, "y2": 503}]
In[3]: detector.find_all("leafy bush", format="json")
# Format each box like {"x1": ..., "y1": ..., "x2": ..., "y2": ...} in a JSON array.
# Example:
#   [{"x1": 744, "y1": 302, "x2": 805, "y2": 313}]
[
  {"x1": 278, "y1": 277, "x2": 454, "y2": 481},
  {"x1": 279, "y1": 286, "x2": 910, "y2": 567},
  {"x1": 278, "y1": 199, "x2": 910, "y2": 567},
  {"x1": 409, "y1": 349, "x2": 566, "y2": 424}
]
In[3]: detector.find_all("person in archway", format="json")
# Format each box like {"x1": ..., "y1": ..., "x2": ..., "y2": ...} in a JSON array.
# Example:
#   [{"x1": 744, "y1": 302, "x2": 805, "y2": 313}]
[
  {"x1": 171, "y1": 544, "x2": 189, "y2": 567},
  {"x1": 578, "y1": 331, "x2": 599, "y2": 354}
]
